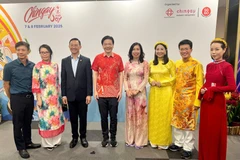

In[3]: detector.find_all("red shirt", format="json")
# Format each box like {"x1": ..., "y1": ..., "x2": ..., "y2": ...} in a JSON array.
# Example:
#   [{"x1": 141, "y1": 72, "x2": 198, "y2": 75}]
[{"x1": 92, "y1": 52, "x2": 124, "y2": 97}]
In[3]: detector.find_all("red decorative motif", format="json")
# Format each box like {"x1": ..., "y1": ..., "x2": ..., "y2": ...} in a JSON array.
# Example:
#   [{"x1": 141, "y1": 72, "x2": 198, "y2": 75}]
[
  {"x1": 166, "y1": 8, "x2": 174, "y2": 17},
  {"x1": 24, "y1": 5, "x2": 62, "y2": 23},
  {"x1": 202, "y1": 7, "x2": 211, "y2": 17}
]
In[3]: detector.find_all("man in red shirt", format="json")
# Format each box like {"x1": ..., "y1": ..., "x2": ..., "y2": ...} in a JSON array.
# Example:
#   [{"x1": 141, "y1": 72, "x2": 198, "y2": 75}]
[{"x1": 92, "y1": 35, "x2": 124, "y2": 147}]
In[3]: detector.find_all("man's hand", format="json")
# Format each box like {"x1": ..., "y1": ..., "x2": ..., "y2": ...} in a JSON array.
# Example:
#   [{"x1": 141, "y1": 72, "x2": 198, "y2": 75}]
[
  {"x1": 8, "y1": 101, "x2": 11, "y2": 110},
  {"x1": 62, "y1": 96, "x2": 68, "y2": 104},
  {"x1": 94, "y1": 92, "x2": 99, "y2": 101},
  {"x1": 117, "y1": 91, "x2": 122, "y2": 102},
  {"x1": 86, "y1": 96, "x2": 91, "y2": 104}
]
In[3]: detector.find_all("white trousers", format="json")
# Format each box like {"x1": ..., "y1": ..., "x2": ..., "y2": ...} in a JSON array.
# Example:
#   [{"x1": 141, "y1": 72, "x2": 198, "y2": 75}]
[
  {"x1": 173, "y1": 127, "x2": 195, "y2": 152},
  {"x1": 41, "y1": 133, "x2": 62, "y2": 148}
]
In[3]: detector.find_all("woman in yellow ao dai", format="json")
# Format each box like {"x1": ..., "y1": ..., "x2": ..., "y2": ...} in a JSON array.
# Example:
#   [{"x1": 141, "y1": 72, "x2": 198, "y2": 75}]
[{"x1": 148, "y1": 42, "x2": 176, "y2": 149}]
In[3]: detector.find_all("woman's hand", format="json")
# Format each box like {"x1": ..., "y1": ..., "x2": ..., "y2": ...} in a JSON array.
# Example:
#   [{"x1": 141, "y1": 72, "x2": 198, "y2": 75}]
[
  {"x1": 132, "y1": 90, "x2": 140, "y2": 96},
  {"x1": 201, "y1": 88, "x2": 207, "y2": 94},
  {"x1": 37, "y1": 99, "x2": 42, "y2": 108},
  {"x1": 151, "y1": 81, "x2": 156, "y2": 86},
  {"x1": 156, "y1": 82, "x2": 161, "y2": 87},
  {"x1": 126, "y1": 90, "x2": 133, "y2": 97}
]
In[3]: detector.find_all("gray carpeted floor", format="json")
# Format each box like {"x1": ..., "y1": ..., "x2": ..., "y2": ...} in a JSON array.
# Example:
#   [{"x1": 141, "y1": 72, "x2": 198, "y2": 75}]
[{"x1": 0, "y1": 121, "x2": 239, "y2": 160}]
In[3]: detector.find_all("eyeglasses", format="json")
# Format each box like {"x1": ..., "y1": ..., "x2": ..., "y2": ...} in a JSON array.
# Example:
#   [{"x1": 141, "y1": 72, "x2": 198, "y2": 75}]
[{"x1": 40, "y1": 51, "x2": 49, "y2": 54}]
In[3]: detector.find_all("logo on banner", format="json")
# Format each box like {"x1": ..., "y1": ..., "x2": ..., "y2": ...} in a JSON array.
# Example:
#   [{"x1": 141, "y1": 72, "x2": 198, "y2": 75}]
[
  {"x1": 166, "y1": 8, "x2": 174, "y2": 17},
  {"x1": 24, "y1": 5, "x2": 62, "y2": 23},
  {"x1": 176, "y1": 9, "x2": 196, "y2": 16},
  {"x1": 164, "y1": 8, "x2": 197, "y2": 18},
  {"x1": 201, "y1": 7, "x2": 211, "y2": 17}
]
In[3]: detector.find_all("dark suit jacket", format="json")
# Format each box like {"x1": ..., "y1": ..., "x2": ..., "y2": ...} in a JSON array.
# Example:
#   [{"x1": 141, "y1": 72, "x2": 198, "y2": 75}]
[{"x1": 61, "y1": 55, "x2": 93, "y2": 102}]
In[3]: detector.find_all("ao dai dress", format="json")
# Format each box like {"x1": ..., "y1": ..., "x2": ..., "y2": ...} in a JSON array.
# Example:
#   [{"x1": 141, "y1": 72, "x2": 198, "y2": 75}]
[
  {"x1": 124, "y1": 60, "x2": 149, "y2": 147},
  {"x1": 198, "y1": 61, "x2": 236, "y2": 160},
  {"x1": 148, "y1": 59, "x2": 176, "y2": 147},
  {"x1": 32, "y1": 61, "x2": 65, "y2": 147}
]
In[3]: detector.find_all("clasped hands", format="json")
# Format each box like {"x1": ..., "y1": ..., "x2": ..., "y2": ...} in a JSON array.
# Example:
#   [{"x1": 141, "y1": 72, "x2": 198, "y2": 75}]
[
  {"x1": 200, "y1": 88, "x2": 207, "y2": 94},
  {"x1": 151, "y1": 81, "x2": 161, "y2": 87},
  {"x1": 126, "y1": 89, "x2": 140, "y2": 97}
]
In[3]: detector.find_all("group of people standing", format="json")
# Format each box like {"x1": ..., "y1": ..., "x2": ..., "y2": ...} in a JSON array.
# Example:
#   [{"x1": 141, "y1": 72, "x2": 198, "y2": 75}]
[
  {"x1": 3, "y1": 36, "x2": 235, "y2": 160},
  {"x1": 124, "y1": 38, "x2": 235, "y2": 160}
]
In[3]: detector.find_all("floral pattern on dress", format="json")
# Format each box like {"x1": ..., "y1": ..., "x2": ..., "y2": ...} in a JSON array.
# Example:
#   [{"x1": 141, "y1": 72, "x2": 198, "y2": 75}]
[
  {"x1": 124, "y1": 60, "x2": 149, "y2": 147},
  {"x1": 32, "y1": 61, "x2": 65, "y2": 138}
]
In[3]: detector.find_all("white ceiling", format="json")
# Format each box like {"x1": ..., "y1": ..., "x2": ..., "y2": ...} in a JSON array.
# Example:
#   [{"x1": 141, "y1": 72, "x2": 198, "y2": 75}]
[
  {"x1": 0, "y1": 0, "x2": 127, "y2": 3},
  {"x1": 0, "y1": 0, "x2": 227, "y2": 7}
]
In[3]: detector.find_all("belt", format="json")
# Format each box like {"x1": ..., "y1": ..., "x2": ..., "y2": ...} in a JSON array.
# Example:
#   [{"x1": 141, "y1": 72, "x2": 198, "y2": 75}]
[{"x1": 11, "y1": 92, "x2": 33, "y2": 98}]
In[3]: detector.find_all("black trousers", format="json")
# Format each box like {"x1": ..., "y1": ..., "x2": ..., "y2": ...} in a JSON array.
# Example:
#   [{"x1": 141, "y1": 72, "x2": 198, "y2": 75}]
[
  {"x1": 98, "y1": 97, "x2": 118, "y2": 140},
  {"x1": 68, "y1": 100, "x2": 88, "y2": 139},
  {"x1": 10, "y1": 93, "x2": 34, "y2": 151}
]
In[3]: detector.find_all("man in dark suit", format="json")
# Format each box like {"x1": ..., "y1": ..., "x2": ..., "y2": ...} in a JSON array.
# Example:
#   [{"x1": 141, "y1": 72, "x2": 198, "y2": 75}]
[{"x1": 61, "y1": 38, "x2": 92, "y2": 148}]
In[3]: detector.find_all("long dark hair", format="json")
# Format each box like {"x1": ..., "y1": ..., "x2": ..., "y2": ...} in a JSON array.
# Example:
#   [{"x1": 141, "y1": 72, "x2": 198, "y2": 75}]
[
  {"x1": 128, "y1": 42, "x2": 145, "y2": 63},
  {"x1": 153, "y1": 43, "x2": 169, "y2": 65}
]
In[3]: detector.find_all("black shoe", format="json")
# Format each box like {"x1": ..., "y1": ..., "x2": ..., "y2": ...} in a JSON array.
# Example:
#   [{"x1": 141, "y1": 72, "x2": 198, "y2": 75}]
[
  {"x1": 19, "y1": 150, "x2": 30, "y2": 159},
  {"x1": 101, "y1": 139, "x2": 109, "y2": 147},
  {"x1": 80, "y1": 138, "x2": 88, "y2": 148},
  {"x1": 181, "y1": 150, "x2": 192, "y2": 159},
  {"x1": 69, "y1": 138, "x2": 78, "y2": 148},
  {"x1": 26, "y1": 143, "x2": 41, "y2": 149},
  {"x1": 110, "y1": 139, "x2": 118, "y2": 147},
  {"x1": 169, "y1": 144, "x2": 182, "y2": 152}
]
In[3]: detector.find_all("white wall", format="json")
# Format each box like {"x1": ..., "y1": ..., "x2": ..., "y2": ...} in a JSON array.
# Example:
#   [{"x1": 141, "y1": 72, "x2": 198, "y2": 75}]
[
  {"x1": 2, "y1": 0, "x2": 218, "y2": 69},
  {"x1": 0, "y1": 0, "x2": 219, "y2": 121}
]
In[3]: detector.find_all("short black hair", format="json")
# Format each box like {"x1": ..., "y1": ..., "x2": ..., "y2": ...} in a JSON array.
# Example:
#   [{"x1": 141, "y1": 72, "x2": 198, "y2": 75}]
[
  {"x1": 178, "y1": 39, "x2": 193, "y2": 49},
  {"x1": 15, "y1": 41, "x2": 30, "y2": 50},
  {"x1": 128, "y1": 42, "x2": 145, "y2": 63},
  {"x1": 101, "y1": 35, "x2": 114, "y2": 45},
  {"x1": 39, "y1": 44, "x2": 53, "y2": 59},
  {"x1": 69, "y1": 38, "x2": 81, "y2": 45}
]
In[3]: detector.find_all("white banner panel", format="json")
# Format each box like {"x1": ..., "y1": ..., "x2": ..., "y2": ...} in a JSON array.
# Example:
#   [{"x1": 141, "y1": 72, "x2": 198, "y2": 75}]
[{"x1": 0, "y1": 0, "x2": 218, "y2": 121}]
